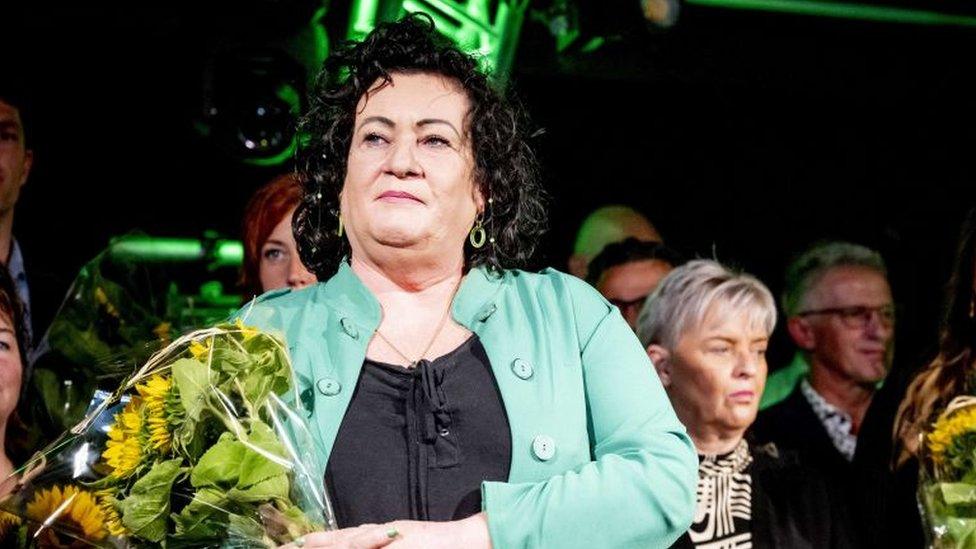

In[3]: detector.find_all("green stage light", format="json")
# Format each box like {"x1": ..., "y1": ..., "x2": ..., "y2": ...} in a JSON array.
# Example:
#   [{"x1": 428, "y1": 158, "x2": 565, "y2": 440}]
[
  {"x1": 108, "y1": 236, "x2": 243, "y2": 267},
  {"x1": 347, "y1": 0, "x2": 529, "y2": 78},
  {"x1": 685, "y1": 0, "x2": 976, "y2": 27}
]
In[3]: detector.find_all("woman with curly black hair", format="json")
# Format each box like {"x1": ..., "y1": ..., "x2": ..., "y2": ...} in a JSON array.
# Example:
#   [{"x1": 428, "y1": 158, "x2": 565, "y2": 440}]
[{"x1": 238, "y1": 14, "x2": 697, "y2": 548}]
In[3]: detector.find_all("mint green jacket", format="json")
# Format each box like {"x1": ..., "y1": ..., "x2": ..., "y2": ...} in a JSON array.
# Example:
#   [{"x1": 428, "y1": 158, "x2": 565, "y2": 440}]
[{"x1": 235, "y1": 262, "x2": 697, "y2": 548}]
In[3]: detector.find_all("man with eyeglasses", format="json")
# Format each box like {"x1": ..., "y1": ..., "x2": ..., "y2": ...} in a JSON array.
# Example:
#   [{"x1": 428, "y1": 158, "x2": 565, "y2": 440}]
[
  {"x1": 586, "y1": 238, "x2": 683, "y2": 330},
  {"x1": 753, "y1": 241, "x2": 894, "y2": 478}
]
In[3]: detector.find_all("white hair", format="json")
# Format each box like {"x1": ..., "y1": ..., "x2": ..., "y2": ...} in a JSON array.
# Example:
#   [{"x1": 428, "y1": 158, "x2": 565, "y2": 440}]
[
  {"x1": 781, "y1": 241, "x2": 887, "y2": 316},
  {"x1": 637, "y1": 259, "x2": 777, "y2": 350}
]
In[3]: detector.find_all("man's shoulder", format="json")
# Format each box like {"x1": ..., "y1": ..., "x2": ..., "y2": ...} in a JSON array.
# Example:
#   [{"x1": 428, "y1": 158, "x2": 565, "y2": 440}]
[
  {"x1": 757, "y1": 385, "x2": 811, "y2": 417},
  {"x1": 752, "y1": 387, "x2": 816, "y2": 438}
]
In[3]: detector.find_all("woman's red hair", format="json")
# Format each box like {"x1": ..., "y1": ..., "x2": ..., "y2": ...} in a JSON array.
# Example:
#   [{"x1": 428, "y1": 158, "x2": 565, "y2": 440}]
[{"x1": 240, "y1": 173, "x2": 304, "y2": 300}]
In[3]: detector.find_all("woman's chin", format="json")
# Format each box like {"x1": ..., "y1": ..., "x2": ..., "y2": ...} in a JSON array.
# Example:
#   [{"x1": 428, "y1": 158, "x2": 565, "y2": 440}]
[
  {"x1": 372, "y1": 230, "x2": 426, "y2": 250},
  {"x1": 723, "y1": 409, "x2": 758, "y2": 432}
]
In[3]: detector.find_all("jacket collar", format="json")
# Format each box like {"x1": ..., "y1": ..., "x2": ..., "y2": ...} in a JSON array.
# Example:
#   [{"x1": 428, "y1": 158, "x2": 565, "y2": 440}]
[{"x1": 318, "y1": 260, "x2": 506, "y2": 331}]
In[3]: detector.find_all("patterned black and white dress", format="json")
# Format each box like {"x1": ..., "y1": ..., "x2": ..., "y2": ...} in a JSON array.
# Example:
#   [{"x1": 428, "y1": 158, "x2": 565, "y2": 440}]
[{"x1": 689, "y1": 440, "x2": 753, "y2": 549}]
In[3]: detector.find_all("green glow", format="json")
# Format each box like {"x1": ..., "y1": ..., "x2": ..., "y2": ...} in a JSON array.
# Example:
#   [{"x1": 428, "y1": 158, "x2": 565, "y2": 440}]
[
  {"x1": 348, "y1": 0, "x2": 383, "y2": 40},
  {"x1": 109, "y1": 236, "x2": 243, "y2": 267},
  {"x1": 198, "y1": 281, "x2": 242, "y2": 307},
  {"x1": 213, "y1": 241, "x2": 244, "y2": 267},
  {"x1": 109, "y1": 237, "x2": 204, "y2": 262},
  {"x1": 243, "y1": 136, "x2": 299, "y2": 167},
  {"x1": 685, "y1": 0, "x2": 976, "y2": 27},
  {"x1": 348, "y1": 0, "x2": 528, "y2": 77}
]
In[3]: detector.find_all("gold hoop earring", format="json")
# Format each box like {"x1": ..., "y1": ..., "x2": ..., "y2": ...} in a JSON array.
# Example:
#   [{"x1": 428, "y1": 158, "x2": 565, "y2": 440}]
[
  {"x1": 337, "y1": 215, "x2": 344, "y2": 238},
  {"x1": 469, "y1": 215, "x2": 486, "y2": 248}
]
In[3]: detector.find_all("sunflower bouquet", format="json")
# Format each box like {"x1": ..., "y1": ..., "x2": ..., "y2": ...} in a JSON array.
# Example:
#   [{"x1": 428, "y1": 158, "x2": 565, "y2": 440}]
[
  {"x1": 919, "y1": 396, "x2": 976, "y2": 548},
  {"x1": 0, "y1": 321, "x2": 333, "y2": 547}
]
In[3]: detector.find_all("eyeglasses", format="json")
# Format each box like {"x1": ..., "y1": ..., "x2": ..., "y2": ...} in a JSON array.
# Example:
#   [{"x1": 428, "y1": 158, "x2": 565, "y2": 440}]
[
  {"x1": 797, "y1": 305, "x2": 895, "y2": 329},
  {"x1": 608, "y1": 295, "x2": 650, "y2": 314}
]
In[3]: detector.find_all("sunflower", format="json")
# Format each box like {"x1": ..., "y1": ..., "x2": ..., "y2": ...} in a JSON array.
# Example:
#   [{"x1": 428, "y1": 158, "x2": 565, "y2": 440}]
[
  {"x1": 189, "y1": 339, "x2": 211, "y2": 361},
  {"x1": 102, "y1": 399, "x2": 145, "y2": 478},
  {"x1": 25, "y1": 485, "x2": 107, "y2": 541},
  {"x1": 152, "y1": 321, "x2": 172, "y2": 344},
  {"x1": 0, "y1": 509, "x2": 21, "y2": 539},
  {"x1": 94, "y1": 489, "x2": 126, "y2": 538},
  {"x1": 93, "y1": 287, "x2": 120, "y2": 319},
  {"x1": 927, "y1": 405, "x2": 976, "y2": 466},
  {"x1": 137, "y1": 374, "x2": 174, "y2": 452},
  {"x1": 235, "y1": 319, "x2": 261, "y2": 342}
]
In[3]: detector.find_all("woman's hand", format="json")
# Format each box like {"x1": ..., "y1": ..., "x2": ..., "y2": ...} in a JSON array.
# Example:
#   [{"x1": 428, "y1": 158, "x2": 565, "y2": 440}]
[
  {"x1": 281, "y1": 513, "x2": 491, "y2": 549},
  {"x1": 385, "y1": 512, "x2": 491, "y2": 549},
  {"x1": 279, "y1": 523, "x2": 399, "y2": 549}
]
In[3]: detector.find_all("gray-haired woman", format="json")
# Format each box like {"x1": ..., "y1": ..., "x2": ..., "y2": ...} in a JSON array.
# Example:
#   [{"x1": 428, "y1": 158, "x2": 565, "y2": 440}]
[{"x1": 638, "y1": 260, "x2": 856, "y2": 548}]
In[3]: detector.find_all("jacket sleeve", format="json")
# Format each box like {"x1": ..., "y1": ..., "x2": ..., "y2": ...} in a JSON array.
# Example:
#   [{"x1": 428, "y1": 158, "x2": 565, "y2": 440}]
[{"x1": 481, "y1": 276, "x2": 698, "y2": 548}]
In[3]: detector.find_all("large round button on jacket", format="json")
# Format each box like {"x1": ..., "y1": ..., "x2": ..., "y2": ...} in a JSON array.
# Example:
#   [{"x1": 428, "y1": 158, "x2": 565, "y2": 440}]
[
  {"x1": 340, "y1": 317, "x2": 359, "y2": 339},
  {"x1": 511, "y1": 358, "x2": 534, "y2": 380},
  {"x1": 531, "y1": 435, "x2": 556, "y2": 461},
  {"x1": 317, "y1": 377, "x2": 342, "y2": 396}
]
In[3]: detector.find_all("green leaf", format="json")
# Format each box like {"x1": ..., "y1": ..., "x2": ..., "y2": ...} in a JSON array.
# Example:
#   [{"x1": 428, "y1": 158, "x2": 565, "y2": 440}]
[
  {"x1": 227, "y1": 474, "x2": 289, "y2": 503},
  {"x1": 943, "y1": 483, "x2": 976, "y2": 505},
  {"x1": 237, "y1": 421, "x2": 288, "y2": 488},
  {"x1": 253, "y1": 501, "x2": 319, "y2": 545},
  {"x1": 120, "y1": 458, "x2": 184, "y2": 543},
  {"x1": 279, "y1": 501, "x2": 323, "y2": 536},
  {"x1": 171, "y1": 487, "x2": 229, "y2": 541},
  {"x1": 191, "y1": 433, "x2": 245, "y2": 488},
  {"x1": 226, "y1": 511, "x2": 269, "y2": 545},
  {"x1": 212, "y1": 344, "x2": 252, "y2": 377},
  {"x1": 238, "y1": 336, "x2": 291, "y2": 408},
  {"x1": 172, "y1": 357, "x2": 211, "y2": 452},
  {"x1": 172, "y1": 358, "x2": 210, "y2": 424},
  {"x1": 946, "y1": 517, "x2": 976, "y2": 548}
]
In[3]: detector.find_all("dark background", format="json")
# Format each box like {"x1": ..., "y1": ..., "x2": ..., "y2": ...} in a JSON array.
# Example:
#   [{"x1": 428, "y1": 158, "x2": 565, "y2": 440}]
[{"x1": 8, "y1": 2, "x2": 976, "y2": 377}]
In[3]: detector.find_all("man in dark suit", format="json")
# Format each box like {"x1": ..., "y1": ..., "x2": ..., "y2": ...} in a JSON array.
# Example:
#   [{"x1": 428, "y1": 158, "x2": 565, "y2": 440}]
[
  {"x1": 752, "y1": 241, "x2": 895, "y2": 547},
  {"x1": 0, "y1": 84, "x2": 61, "y2": 356}
]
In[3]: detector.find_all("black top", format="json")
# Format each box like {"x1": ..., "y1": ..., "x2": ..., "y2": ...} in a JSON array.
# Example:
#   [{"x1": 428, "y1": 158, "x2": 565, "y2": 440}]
[
  {"x1": 688, "y1": 441, "x2": 753, "y2": 547},
  {"x1": 325, "y1": 335, "x2": 512, "y2": 527},
  {"x1": 752, "y1": 386, "x2": 894, "y2": 547},
  {"x1": 752, "y1": 386, "x2": 851, "y2": 476},
  {"x1": 672, "y1": 443, "x2": 857, "y2": 549}
]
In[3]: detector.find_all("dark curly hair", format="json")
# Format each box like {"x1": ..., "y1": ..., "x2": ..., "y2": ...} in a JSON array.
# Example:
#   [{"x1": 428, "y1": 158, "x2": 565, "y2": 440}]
[{"x1": 293, "y1": 14, "x2": 547, "y2": 279}]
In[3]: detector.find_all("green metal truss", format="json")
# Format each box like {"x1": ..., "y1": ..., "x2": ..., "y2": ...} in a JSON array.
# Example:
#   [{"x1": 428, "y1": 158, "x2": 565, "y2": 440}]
[
  {"x1": 347, "y1": 0, "x2": 530, "y2": 78},
  {"x1": 686, "y1": 0, "x2": 976, "y2": 28}
]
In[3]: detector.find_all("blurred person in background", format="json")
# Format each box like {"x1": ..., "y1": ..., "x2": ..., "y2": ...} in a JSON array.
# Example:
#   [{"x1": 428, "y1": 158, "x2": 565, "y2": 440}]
[
  {"x1": 891, "y1": 206, "x2": 976, "y2": 548},
  {"x1": 0, "y1": 83, "x2": 63, "y2": 356},
  {"x1": 639, "y1": 259, "x2": 855, "y2": 547},
  {"x1": 586, "y1": 237, "x2": 682, "y2": 329},
  {"x1": 567, "y1": 204, "x2": 661, "y2": 279},
  {"x1": 240, "y1": 173, "x2": 317, "y2": 301},
  {"x1": 0, "y1": 266, "x2": 32, "y2": 496},
  {"x1": 754, "y1": 242, "x2": 894, "y2": 476}
]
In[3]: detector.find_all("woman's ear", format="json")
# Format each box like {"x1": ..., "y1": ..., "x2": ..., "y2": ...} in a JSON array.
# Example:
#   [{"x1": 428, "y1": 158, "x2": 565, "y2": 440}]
[
  {"x1": 646, "y1": 344, "x2": 672, "y2": 387},
  {"x1": 472, "y1": 184, "x2": 486, "y2": 215}
]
